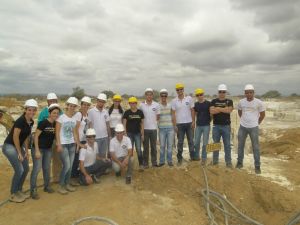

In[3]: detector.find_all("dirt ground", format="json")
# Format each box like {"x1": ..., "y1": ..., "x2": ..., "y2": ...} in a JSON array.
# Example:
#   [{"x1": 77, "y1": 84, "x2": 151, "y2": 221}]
[{"x1": 1, "y1": 99, "x2": 300, "y2": 225}]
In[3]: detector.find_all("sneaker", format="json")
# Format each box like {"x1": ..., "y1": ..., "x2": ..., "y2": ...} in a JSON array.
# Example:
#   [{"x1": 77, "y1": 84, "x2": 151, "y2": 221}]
[
  {"x1": 138, "y1": 165, "x2": 144, "y2": 172},
  {"x1": 177, "y1": 160, "x2": 182, "y2": 166},
  {"x1": 10, "y1": 193, "x2": 25, "y2": 203},
  {"x1": 30, "y1": 189, "x2": 40, "y2": 200},
  {"x1": 201, "y1": 160, "x2": 206, "y2": 166},
  {"x1": 255, "y1": 167, "x2": 261, "y2": 174},
  {"x1": 18, "y1": 191, "x2": 30, "y2": 199},
  {"x1": 226, "y1": 163, "x2": 233, "y2": 168},
  {"x1": 91, "y1": 174, "x2": 100, "y2": 184},
  {"x1": 115, "y1": 171, "x2": 121, "y2": 177},
  {"x1": 70, "y1": 179, "x2": 80, "y2": 186},
  {"x1": 235, "y1": 162, "x2": 243, "y2": 169},
  {"x1": 65, "y1": 184, "x2": 76, "y2": 192},
  {"x1": 158, "y1": 163, "x2": 165, "y2": 167},
  {"x1": 126, "y1": 176, "x2": 131, "y2": 184},
  {"x1": 44, "y1": 187, "x2": 55, "y2": 193},
  {"x1": 144, "y1": 165, "x2": 149, "y2": 169},
  {"x1": 168, "y1": 162, "x2": 174, "y2": 167},
  {"x1": 57, "y1": 186, "x2": 68, "y2": 195}
]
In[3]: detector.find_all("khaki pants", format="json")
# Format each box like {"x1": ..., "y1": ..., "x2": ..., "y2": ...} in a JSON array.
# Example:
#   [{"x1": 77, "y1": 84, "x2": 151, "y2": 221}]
[{"x1": 52, "y1": 141, "x2": 62, "y2": 183}]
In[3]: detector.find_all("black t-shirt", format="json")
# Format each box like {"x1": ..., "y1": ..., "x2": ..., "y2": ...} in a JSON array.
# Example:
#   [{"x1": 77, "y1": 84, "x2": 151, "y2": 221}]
[
  {"x1": 4, "y1": 114, "x2": 34, "y2": 147},
  {"x1": 123, "y1": 109, "x2": 144, "y2": 134},
  {"x1": 37, "y1": 119, "x2": 56, "y2": 149},
  {"x1": 194, "y1": 100, "x2": 211, "y2": 126},
  {"x1": 210, "y1": 98, "x2": 233, "y2": 125}
]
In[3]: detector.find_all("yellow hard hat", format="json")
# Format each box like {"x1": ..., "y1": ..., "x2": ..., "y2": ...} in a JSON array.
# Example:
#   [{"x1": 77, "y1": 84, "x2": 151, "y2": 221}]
[
  {"x1": 113, "y1": 94, "x2": 122, "y2": 101},
  {"x1": 128, "y1": 97, "x2": 138, "y2": 103},
  {"x1": 175, "y1": 83, "x2": 184, "y2": 89},
  {"x1": 195, "y1": 88, "x2": 204, "y2": 95}
]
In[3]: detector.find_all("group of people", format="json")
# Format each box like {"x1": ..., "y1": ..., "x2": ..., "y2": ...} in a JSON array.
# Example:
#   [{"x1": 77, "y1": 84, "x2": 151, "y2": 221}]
[{"x1": 1, "y1": 82, "x2": 265, "y2": 203}]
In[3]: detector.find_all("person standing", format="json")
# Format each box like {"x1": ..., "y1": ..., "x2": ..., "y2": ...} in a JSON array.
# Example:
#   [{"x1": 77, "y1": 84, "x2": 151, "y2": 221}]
[
  {"x1": 30, "y1": 103, "x2": 60, "y2": 199},
  {"x1": 110, "y1": 124, "x2": 134, "y2": 184},
  {"x1": 193, "y1": 88, "x2": 211, "y2": 165},
  {"x1": 158, "y1": 89, "x2": 174, "y2": 167},
  {"x1": 140, "y1": 88, "x2": 160, "y2": 168},
  {"x1": 56, "y1": 97, "x2": 80, "y2": 194},
  {"x1": 37, "y1": 92, "x2": 62, "y2": 183},
  {"x1": 123, "y1": 97, "x2": 144, "y2": 171},
  {"x1": 71, "y1": 96, "x2": 92, "y2": 184},
  {"x1": 210, "y1": 84, "x2": 233, "y2": 167},
  {"x1": 79, "y1": 128, "x2": 112, "y2": 185},
  {"x1": 236, "y1": 84, "x2": 265, "y2": 174},
  {"x1": 109, "y1": 94, "x2": 124, "y2": 137},
  {"x1": 171, "y1": 83, "x2": 195, "y2": 165},
  {"x1": 2, "y1": 99, "x2": 38, "y2": 203},
  {"x1": 88, "y1": 93, "x2": 111, "y2": 158}
]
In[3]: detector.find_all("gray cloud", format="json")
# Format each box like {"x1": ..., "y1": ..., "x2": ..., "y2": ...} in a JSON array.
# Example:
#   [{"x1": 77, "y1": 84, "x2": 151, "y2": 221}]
[{"x1": 0, "y1": 0, "x2": 299, "y2": 96}]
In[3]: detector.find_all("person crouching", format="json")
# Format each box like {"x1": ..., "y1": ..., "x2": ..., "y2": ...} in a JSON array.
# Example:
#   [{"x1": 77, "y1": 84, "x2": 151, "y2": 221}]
[
  {"x1": 110, "y1": 124, "x2": 134, "y2": 184},
  {"x1": 79, "y1": 128, "x2": 112, "y2": 185}
]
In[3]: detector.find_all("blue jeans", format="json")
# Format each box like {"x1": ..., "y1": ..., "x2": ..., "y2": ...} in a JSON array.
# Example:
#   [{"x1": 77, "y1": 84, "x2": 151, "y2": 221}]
[
  {"x1": 96, "y1": 137, "x2": 109, "y2": 158},
  {"x1": 237, "y1": 125, "x2": 260, "y2": 167},
  {"x1": 2, "y1": 143, "x2": 29, "y2": 194},
  {"x1": 212, "y1": 125, "x2": 232, "y2": 164},
  {"x1": 177, "y1": 123, "x2": 195, "y2": 161},
  {"x1": 194, "y1": 125, "x2": 210, "y2": 160},
  {"x1": 159, "y1": 127, "x2": 174, "y2": 164},
  {"x1": 59, "y1": 143, "x2": 76, "y2": 186},
  {"x1": 30, "y1": 147, "x2": 52, "y2": 191},
  {"x1": 127, "y1": 133, "x2": 143, "y2": 166}
]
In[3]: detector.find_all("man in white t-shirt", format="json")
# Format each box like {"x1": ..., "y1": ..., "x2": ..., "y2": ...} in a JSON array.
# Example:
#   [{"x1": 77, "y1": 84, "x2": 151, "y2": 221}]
[
  {"x1": 88, "y1": 93, "x2": 111, "y2": 158},
  {"x1": 139, "y1": 88, "x2": 160, "y2": 168},
  {"x1": 236, "y1": 84, "x2": 265, "y2": 174},
  {"x1": 79, "y1": 129, "x2": 112, "y2": 185},
  {"x1": 110, "y1": 124, "x2": 134, "y2": 184},
  {"x1": 171, "y1": 83, "x2": 195, "y2": 165}
]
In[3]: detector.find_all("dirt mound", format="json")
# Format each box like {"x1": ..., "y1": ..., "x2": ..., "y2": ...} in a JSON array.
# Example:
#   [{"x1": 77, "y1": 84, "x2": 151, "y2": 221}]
[{"x1": 261, "y1": 128, "x2": 300, "y2": 160}]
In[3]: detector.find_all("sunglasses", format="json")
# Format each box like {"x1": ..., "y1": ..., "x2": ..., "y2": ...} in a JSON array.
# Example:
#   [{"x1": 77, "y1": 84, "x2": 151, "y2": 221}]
[
  {"x1": 160, "y1": 95, "x2": 168, "y2": 98},
  {"x1": 196, "y1": 94, "x2": 204, "y2": 97},
  {"x1": 86, "y1": 136, "x2": 95, "y2": 139},
  {"x1": 176, "y1": 88, "x2": 183, "y2": 92},
  {"x1": 218, "y1": 91, "x2": 226, "y2": 94}
]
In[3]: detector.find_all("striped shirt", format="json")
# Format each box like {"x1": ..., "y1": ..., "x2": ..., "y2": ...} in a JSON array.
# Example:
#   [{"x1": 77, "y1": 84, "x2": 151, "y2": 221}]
[{"x1": 158, "y1": 103, "x2": 173, "y2": 129}]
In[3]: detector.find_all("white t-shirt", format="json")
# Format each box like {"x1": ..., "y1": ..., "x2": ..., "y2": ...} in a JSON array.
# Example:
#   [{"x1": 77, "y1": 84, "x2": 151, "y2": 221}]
[
  {"x1": 57, "y1": 114, "x2": 77, "y2": 145},
  {"x1": 139, "y1": 101, "x2": 160, "y2": 130},
  {"x1": 79, "y1": 142, "x2": 98, "y2": 167},
  {"x1": 171, "y1": 96, "x2": 194, "y2": 124},
  {"x1": 74, "y1": 112, "x2": 90, "y2": 142},
  {"x1": 109, "y1": 109, "x2": 123, "y2": 128},
  {"x1": 88, "y1": 107, "x2": 110, "y2": 139},
  {"x1": 109, "y1": 136, "x2": 132, "y2": 158},
  {"x1": 238, "y1": 98, "x2": 265, "y2": 128}
]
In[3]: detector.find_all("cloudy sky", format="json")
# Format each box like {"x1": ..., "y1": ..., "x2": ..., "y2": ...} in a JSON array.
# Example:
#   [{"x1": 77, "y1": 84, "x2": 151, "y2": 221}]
[{"x1": 0, "y1": 0, "x2": 299, "y2": 96}]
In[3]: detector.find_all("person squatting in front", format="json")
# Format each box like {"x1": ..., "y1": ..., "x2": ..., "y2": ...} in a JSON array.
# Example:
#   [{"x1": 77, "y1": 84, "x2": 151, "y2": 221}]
[
  {"x1": 110, "y1": 124, "x2": 134, "y2": 184},
  {"x1": 79, "y1": 128, "x2": 112, "y2": 185}
]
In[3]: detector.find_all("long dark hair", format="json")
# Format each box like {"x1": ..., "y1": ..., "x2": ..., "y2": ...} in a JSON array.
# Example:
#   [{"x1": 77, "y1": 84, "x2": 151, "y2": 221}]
[{"x1": 108, "y1": 104, "x2": 123, "y2": 115}]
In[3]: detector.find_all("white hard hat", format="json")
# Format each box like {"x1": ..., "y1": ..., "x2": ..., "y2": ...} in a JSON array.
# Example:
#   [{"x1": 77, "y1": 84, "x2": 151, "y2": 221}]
[
  {"x1": 145, "y1": 88, "x2": 153, "y2": 93},
  {"x1": 218, "y1": 84, "x2": 227, "y2": 91},
  {"x1": 24, "y1": 99, "x2": 38, "y2": 108},
  {"x1": 244, "y1": 84, "x2": 254, "y2": 91},
  {"x1": 66, "y1": 97, "x2": 79, "y2": 106},
  {"x1": 97, "y1": 93, "x2": 107, "y2": 102},
  {"x1": 115, "y1": 124, "x2": 125, "y2": 132},
  {"x1": 48, "y1": 103, "x2": 60, "y2": 111},
  {"x1": 86, "y1": 128, "x2": 96, "y2": 136},
  {"x1": 81, "y1": 96, "x2": 92, "y2": 104},
  {"x1": 47, "y1": 93, "x2": 58, "y2": 100},
  {"x1": 160, "y1": 88, "x2": 168, "y2": 94}
]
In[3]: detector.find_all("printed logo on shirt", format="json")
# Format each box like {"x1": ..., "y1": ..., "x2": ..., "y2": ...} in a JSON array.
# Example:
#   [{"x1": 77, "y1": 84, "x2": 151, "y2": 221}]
[
  {"x1": 122, "y1": 145, "x2": 127, "y2": 149},
  {"x1": 185, "y1": 102, "x2": 189, "y2": 105},
  {"x1": 152, "y1": 108, "x2": 156, "y2": 111}
]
